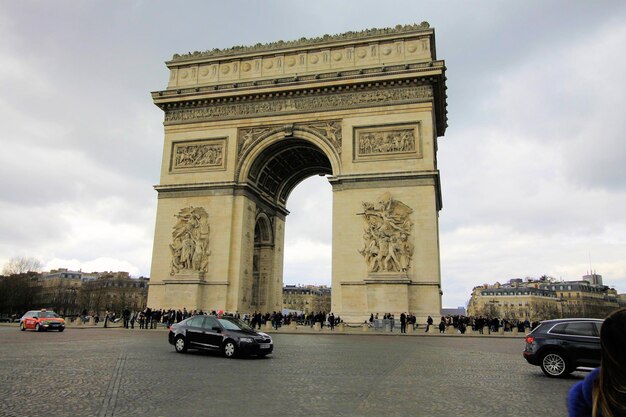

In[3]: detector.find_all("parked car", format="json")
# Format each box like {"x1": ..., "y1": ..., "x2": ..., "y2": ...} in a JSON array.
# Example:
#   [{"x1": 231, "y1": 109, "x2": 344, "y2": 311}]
[
  {"x1": 168, "y1": 315, "x2": 273, "y2": 358},
  {"x1": 522, "y1": 318, "x2": 602, "y2": 377},
  {"x1": 0, "y1": 314, "x2": 13, "y2": 323},
  {"x1": 19, "y1": 309, "x2": 66, "y2": 332}
]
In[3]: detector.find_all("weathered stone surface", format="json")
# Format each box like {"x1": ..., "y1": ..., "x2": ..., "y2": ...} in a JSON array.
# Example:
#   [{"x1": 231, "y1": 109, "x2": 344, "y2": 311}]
[{"x1": 148, "y1": 24, "x2": 448, "y2": 323}]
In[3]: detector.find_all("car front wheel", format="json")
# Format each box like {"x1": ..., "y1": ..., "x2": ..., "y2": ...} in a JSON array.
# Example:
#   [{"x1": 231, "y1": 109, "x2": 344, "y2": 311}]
[
  {"x1": 35, "y1": 323, "x2": 43, "y2": 332},
  {"x1": 174, "y1": 336, "x2": 187, "y2": 353},
  {"x1": 223, "y1": 340, "x2": 237, "y2": 358},
  {"x1": 540, "y1": 351, "x2": 571, "y2": 377}
]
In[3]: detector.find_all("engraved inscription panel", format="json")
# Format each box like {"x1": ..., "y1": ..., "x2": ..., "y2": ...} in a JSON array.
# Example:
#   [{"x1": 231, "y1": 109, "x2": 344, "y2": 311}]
[
  {"x1": 170, "y1": 138, "x2": 226, "y2": 172},
  {"x1": 354, "y1": 123, "x2": 421, "y2": 161}
]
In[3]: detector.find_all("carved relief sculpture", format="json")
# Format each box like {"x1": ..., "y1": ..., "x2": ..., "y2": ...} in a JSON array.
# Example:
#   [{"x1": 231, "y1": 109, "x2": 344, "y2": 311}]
[
  {"x1": 171, "y1": 139, "x2": 225, "y2": 171},
  {"x1": 358, "y1": 128, "x2": 415, "y2": 155},
  {"x1": 164, "y1": 85, "x2": 432, "y2": 124},
  {"x1": 306, "y1": 121, "x2": 342, "y2": 152},
  {"x1": 237, "y1": 120, "x2": 343, "y2": 160},
  {"x1": 237, "y1": 127, "x2": 271, "y2": 157},
  {"x1": 170, "y1": 207, "x2": 211, "y2": 275},
  {"x1": 354, "y1": 123, "x2": 421, "y2": 160},
  {"x1": 358, "y1": 193, "x2": 414, "y2": 273}
]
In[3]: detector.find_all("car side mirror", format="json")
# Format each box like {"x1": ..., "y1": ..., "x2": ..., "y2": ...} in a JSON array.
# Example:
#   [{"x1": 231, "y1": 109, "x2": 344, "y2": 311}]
[{"x1": 212, "y1": 326, "x2": 221, "y2": 332}]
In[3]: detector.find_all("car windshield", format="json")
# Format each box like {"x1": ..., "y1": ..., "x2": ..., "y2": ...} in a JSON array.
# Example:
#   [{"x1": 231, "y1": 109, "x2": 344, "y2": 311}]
[
  {"x1": 39, "y1": 312, "x2": 59, "y2": 318},
  {"x1": 217, "y1": 317, "x2": 252, "y2": 331}
]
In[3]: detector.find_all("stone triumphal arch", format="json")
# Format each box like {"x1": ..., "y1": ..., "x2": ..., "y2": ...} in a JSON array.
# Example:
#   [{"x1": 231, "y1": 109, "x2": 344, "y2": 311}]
[{"x1": 147, "y1": 22, "x2": 448, "y2": 322}]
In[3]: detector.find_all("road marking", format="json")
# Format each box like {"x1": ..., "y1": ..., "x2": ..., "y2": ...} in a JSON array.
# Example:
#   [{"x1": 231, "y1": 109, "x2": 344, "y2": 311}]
[{"x1": 98, "y1": 350, "x2": 127, "y2": 417}]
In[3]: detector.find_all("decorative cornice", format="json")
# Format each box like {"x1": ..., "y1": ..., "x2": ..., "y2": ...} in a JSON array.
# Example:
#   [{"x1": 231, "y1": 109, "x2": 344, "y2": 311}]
[
  {"x1": 170, "y1": 22, "x2": 431, "y2": 62},
  {"x1": 154, "y1": 61, "x2": 442, "y2": 99}
]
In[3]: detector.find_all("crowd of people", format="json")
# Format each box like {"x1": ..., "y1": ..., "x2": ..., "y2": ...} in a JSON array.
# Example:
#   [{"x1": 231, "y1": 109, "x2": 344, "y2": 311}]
[
  {"x1": 93, "y1": 307, "x2": 541, "y2": 335},
  {"x1": 363, "y1": 313, "x2": 539, "y2": 334},
  {"x1": 245, "y1": 311, "x2": 342, "y2": 330},
  {"x1": 94, "y1": 308, "x2": 343, "y2": 331}
]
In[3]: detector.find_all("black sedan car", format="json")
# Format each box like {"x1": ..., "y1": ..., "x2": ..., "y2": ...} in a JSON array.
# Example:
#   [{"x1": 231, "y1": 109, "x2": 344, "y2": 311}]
[
  {"x1": 168, "y1": 315, "x2": 273, "y2": 358},
  {"x1": 523, "y1": 318, "x2": 602, "y2": 377}
]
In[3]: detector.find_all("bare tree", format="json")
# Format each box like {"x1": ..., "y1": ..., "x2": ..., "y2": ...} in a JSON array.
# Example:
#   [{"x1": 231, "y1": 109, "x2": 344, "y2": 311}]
[
  {"x1": 0, "y1": 273, "x2": 41, "y2": 315},
  {"x1": 481, "y1": 303, "x2": 501, "y2": 318},
  {"x1": 2, "y1": 257, "x2": 42, "y2": 275}
]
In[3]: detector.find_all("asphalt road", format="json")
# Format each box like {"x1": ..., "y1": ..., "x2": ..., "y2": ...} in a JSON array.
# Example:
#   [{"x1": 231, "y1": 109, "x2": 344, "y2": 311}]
[{"x1": 0, "y1": 326, "x2": 581, "y2": 417}]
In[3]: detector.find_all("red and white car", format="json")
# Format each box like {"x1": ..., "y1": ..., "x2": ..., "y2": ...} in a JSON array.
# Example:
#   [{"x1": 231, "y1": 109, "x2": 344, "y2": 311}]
[{"x1": 19, "y1": 309, "x2": 65, "y2": 332}]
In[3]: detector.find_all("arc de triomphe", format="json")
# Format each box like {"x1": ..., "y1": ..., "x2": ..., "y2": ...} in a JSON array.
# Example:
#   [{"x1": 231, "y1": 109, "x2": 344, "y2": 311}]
[{"x1": 147, "y1": 22, "x2": 448, "y2": 323}]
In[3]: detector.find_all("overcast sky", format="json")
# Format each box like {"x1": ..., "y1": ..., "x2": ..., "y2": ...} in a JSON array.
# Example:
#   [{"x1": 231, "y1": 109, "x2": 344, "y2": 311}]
[{"x1": 1, "y1": 1, "x2": 624, "y2": 309}]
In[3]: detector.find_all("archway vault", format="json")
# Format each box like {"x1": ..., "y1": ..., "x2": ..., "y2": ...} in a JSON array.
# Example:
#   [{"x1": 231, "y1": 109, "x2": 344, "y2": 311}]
[
  {"x1": 148, "y1": 22, "x2": 448, "y2": 323},
  {"x1": 246, "y1": 137, "x2": 333, "y2": 207}
]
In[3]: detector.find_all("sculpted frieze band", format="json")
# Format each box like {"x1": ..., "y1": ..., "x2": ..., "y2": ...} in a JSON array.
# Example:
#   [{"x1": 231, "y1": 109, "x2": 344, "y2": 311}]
[
  {"x1": 170, "y1": 207, "x2": 211, "y2": 275},
  {"x1": 358, "y1": 193, "x2": 414, "y2": 273},
  {"x1": 164, "y1": 85, "x2": 432, "y2": 124}
]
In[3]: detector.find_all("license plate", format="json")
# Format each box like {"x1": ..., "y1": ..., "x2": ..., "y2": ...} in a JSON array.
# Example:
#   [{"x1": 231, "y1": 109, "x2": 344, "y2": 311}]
[{"x1": 259, "y1": 343, "x2": 270, "y2": 349}]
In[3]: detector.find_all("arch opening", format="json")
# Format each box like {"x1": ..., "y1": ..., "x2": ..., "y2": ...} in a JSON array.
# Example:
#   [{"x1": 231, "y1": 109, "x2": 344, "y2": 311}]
[
  {"x1": 247, "y1": 138, "x2": 333, "y2": 207},
  {"x1": 244, "y1": 138, "x2": 333, "y2": 315},
  {"x1": 282, "y1": 176, "x2": 332, "y2": 314}
]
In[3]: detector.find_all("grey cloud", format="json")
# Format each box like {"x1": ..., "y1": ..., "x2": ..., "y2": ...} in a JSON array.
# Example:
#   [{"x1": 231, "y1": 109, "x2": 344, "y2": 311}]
[{"x1": 1, "y1": 1, "x2": 625, "y2": 308}]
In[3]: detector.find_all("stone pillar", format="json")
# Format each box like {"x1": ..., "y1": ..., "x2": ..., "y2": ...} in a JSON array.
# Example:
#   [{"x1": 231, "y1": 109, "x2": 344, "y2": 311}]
[{"x1": 314, "y1": 322, "x2": 321, "y2": 331}]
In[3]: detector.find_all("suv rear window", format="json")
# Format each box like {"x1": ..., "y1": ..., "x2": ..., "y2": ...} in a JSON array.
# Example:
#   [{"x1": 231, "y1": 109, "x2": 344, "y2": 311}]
[{"x1": 550, "y1": 322, "x2": 597, "y2": 337}]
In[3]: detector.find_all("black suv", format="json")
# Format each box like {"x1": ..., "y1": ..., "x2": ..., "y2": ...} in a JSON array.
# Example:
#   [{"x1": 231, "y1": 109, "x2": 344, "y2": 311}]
[
  {"x1": 523, "y1": 318, "x2": 602, "y2": 377},
  {"x1": 168, "y1": 315, "x2": 273, "y2": 358}
]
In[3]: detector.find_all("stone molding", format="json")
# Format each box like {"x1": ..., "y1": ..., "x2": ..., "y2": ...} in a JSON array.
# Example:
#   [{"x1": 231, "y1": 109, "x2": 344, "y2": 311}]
[
  {"x1": 155, "y1": 61, "x2": 443, "y2": 98},
  {"x1": 163, "y1": 84, "x2": 432, "y2": 124},
  {"x1": 170, "y1": 22, "x2": 431, "y2": 62}
]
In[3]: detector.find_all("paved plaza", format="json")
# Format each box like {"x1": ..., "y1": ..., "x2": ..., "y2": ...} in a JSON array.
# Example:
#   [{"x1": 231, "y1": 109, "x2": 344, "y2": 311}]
[{"x1": 0, "y1": 326, "x2": 581, "y2": 417}]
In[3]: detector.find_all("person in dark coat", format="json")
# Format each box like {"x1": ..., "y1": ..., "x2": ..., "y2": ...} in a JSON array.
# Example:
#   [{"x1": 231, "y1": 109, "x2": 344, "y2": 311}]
[
  {"x1": 426, "y1": 315, "x2": 433, "y2": 332},
  {"x1": 438, "y1": 317, "x2": 446, "y2": 333},
  {"x1": 400, "y1": 313, "x2": 407, "y2": 333},
  {"x1": 567, "y1": 307, "x2": 626, "y2": 417}
]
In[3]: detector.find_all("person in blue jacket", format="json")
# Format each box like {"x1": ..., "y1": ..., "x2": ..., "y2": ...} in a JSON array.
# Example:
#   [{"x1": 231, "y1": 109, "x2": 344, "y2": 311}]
[{"x1": 567, "y1": 307, "x2": 626, "y2": 417}]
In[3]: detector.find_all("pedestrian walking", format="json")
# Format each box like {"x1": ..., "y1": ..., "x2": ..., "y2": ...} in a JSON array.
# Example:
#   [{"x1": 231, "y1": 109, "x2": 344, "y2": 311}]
[{"x1": 426, "y1": 315, "x2": 433, "y2": 332}]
